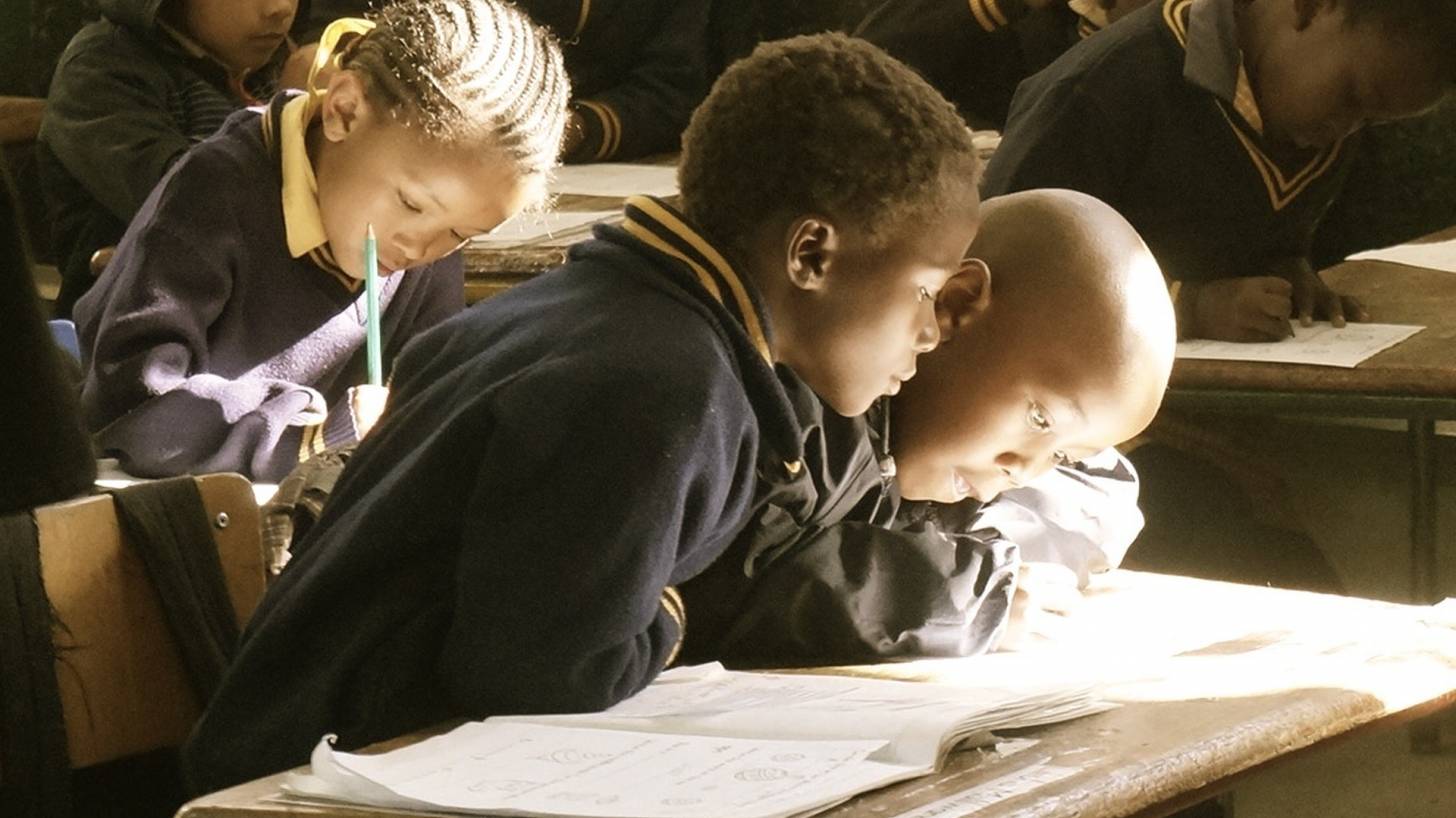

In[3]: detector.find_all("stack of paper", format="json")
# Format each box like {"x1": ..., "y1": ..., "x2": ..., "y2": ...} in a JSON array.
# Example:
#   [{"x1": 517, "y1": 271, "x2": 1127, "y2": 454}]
[
  {"x1": 1347, "y1": 235, "x2": 1456, "y2": 273},
  {"x1": 469, "y1": 210, "x2": 621, "y2": 250},
  {"x1": 549, "y1": 163, "x2": 679, "y2": 198},
  {"x1": 282, "y1": 663, "x2": 1109, "y2": 818}
]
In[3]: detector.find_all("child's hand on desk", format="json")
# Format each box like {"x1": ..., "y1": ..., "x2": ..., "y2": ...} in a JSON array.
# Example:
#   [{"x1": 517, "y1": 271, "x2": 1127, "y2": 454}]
[
  {"x1": 348, "y1": 384, "x2": 389, "y2": 439},
  {"x1": 996, "y1": 562, "x2": 1082, "y2": 652},
  {"x1": 1183, "y1": 277, "x2": 1294, "y2": 342},
  {"x1": 1272, "y1": 258, "x2": 1370, "y2": 329}
]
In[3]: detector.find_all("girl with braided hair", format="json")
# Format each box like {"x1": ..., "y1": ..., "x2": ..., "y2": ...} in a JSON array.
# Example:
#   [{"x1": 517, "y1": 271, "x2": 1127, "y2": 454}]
[{"x1": 73, "y1": 0, "x2": 571, "y2": 483}]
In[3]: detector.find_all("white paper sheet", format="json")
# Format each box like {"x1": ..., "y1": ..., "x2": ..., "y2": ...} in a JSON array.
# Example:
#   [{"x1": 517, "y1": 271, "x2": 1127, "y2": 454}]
[
  {"x1": 298, "y1": 724, "x2": 910, "y2": 818},
  {"x1": 470, "y1": 210, "x2": 619, "y2": 248},
  {"x1": 1347, "y1": 235, "x2": 1456, "y2": 273},
  {"x1": 1175, "y1": 322, "x2": 1423, "y2": 368},
  {"x1": 549, "y1": 164, "x2": 678, "y2": 198},
  {"x1": 279, "y1": 664, "x2": 1110, "y2": 818}
]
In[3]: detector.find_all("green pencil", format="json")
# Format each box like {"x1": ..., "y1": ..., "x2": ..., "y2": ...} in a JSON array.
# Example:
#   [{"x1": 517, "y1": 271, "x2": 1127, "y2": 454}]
[{"x1": 364, "y1": 223, "x2": 382, "y2": 386}]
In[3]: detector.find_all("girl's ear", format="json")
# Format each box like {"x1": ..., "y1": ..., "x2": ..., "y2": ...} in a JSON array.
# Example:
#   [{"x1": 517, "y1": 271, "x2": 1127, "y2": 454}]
[
  {"x1": 936, "y1": 258, "x2": 992, "y2": 339},
  {"x1": 319, "y1": 70, "x2": 372, "y2": 143},
  {"x1": 784, "y1": 216, "x2": 836, "y2": 293}
]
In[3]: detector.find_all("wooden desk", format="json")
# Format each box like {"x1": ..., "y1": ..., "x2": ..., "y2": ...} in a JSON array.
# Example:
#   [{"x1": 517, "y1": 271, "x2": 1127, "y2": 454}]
[
  {"x1": 461, "y1": 193, "x2": 627, "y2": 303},
  {"x1": 1167, "y1": 244, "x2": 1456, "y2": 604},
  {"x1": 176, "y1": 571, "x2": 1456, "y2": 818}
]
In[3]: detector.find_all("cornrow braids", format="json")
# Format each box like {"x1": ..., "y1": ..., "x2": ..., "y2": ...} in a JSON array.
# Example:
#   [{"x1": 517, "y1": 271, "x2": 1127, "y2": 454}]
[
  {"x1": 679, "y1": 33, "x2": 980, "y2": 257},
  {"x1": 344, "y1": 0, "x2": 571, "y2": 179}
]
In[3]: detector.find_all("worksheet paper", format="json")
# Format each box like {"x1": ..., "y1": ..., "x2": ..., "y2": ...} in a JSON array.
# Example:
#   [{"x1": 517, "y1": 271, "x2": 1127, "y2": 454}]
[
  {"x1": 1175, "y1": 322, "x2": 1423, "y2": 368},
  {"x1": 470, "y1": 210, "x2": 619, "y2": 247},
  {"x1": 280, "y1": 664, "x2": 1110, "y2": 818},
  {"x1": 549, "y1": 163, "x2": 679, "y2": 198},
  {"x1": 1347, "y1": 235, "x2": 1456, "y2": 273}
]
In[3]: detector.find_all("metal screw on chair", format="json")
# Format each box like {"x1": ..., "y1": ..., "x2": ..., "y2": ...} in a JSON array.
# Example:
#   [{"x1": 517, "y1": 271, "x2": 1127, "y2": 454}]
[{"x1": 214, "y1": 512, "x2": 230, "y2": 529}]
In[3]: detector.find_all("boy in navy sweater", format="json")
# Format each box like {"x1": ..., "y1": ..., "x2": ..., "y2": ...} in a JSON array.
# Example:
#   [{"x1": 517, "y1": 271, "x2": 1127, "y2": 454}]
[
  {"x1": 75, "y1": 0, "x2": 570, "y2": 482},
  {"x1": 680, "y1": 189, "x2": 1176, "y2": 666},
  {"x1": 184, "y1": 32, "x2": 984, "y2": 793},
  {"x1": 983, "y1": 0, "x2": 1456, "y2": 341}
]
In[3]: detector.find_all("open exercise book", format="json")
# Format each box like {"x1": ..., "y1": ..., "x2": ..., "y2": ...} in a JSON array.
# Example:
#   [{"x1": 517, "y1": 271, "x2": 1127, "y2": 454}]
[{"x1": 281, "y1": 663, "x2": 1109, "y2": 818}]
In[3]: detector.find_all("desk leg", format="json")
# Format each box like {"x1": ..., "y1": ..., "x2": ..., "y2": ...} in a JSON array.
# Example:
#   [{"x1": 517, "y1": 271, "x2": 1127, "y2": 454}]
[
  {"x1": 1409, "y1": 417, "x2": 1444, "y2": 754},
  {"x1": 1408, "y1": 417, "x2": 1439, "y2": 604}
]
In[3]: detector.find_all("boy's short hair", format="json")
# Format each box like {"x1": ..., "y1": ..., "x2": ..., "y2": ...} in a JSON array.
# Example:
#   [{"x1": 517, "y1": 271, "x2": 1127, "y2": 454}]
[
  {"x1": 679, "y1": 33, "x2": 979, "y2": 254},
  {"x1": 1341, "y1": 0, "x2": 1456, "y2": 82}
]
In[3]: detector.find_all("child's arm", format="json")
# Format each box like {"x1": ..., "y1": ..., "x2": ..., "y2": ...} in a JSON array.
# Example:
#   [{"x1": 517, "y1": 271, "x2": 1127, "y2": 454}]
[
  {"x1": 80, "y1": 229, "x2": 369, "y2": 482},
  {"x1": 42, "y1": 42, "x2": 200, "y2": 223},
  {"x1": 969, "y1": 447, "x2": 1143, "y2": 587},
  {"x1": 693, "y1": 519, "x2": 1022, "y2": 666},
  {"x1": 430, "y1": 358, "x2": 758, "y2": 715},
  {"x1": 563, "y1": 0, "x2": 710, "y2": 162},
  {"x1": 856, "y1": 0, "x2": 1044, "y2": 106}
]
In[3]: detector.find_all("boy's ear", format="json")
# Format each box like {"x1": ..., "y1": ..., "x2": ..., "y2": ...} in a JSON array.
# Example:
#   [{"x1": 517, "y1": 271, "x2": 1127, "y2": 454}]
[
  {"x1": 936, "y1": 258, "x2": 992, "y2": 339},
  {"x1": 784, "y1": 217, "x2": 835, "y2": 293},
  {"x1": 319, "y1": 70, "x2": 371, "y2": 143}
]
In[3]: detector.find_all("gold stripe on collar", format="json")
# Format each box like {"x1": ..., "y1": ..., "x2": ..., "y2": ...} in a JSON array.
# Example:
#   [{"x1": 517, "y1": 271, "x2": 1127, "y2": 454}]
[
  {"x1": 1163, "y1": 0, "x2": 1192, "y2": 45},
  {"x1": 1215, "y1": 103, "x2": 1345, "y2": 210},
  {"x1": 968, "y1": 0, "x2": 998, "y2": 32},
  {"x1": 631, "y1": 197, "x2": 771, "y2": 363}
]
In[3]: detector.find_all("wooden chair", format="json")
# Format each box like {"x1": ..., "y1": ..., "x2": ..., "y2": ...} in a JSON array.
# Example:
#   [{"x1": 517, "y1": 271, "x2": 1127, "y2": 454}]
[{"x1": 39, "y1": 473, "x2": 266, "y2": 769}]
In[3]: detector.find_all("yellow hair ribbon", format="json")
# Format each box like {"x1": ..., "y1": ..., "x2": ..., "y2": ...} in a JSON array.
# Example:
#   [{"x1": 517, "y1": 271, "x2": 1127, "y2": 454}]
[{"x1": 304, "y1": 17, "x2": 377, "y2": 113}]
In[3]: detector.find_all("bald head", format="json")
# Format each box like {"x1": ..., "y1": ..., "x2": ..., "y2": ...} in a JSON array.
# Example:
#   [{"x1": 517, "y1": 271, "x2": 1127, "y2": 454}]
[{"x1": 890, "y1": 189, "x2": 1176, "y2": 503}]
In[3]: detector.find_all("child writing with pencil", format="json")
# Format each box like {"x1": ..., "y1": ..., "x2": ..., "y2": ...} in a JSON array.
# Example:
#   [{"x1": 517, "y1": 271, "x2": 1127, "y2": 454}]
[
  {"x1": 184, "y1": 32, "x2": 983, "y2": 793},
  {"x1": 982, "y1": 0, "x2": 1456, "y2": 342},
  {"x1": 73, "y1": 0, "x2": 570, "y2": 482}
]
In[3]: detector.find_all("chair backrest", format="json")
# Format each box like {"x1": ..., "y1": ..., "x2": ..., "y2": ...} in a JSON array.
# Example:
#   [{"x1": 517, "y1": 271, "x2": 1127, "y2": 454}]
[{"x1": 38, "y1": 473, "x2": 266, "y2": 769}]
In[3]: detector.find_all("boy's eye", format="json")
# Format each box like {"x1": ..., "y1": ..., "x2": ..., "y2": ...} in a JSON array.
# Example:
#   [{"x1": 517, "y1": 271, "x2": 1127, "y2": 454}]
[
  {"x1": 1026, "y1": 401, "x2": 1053, "y2": 433},
  {"x1": 398, "y1": 192, "x2": 423, "y2": 213}
]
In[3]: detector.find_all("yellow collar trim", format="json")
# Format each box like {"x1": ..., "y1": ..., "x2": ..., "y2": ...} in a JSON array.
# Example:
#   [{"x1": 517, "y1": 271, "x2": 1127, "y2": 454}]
[
  {"x1": 279, "y1": 94, "x2": 329, "y2": 258},
  {"x1": 622, "y1": 197, "x2": 772, "y2": 364}
]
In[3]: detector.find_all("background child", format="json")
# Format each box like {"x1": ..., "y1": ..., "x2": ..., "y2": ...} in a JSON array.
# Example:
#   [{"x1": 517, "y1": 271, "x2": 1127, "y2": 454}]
[
  {"x1": 39, "y1": 0, "x2": 301, "y2": 317},
  {"x1": 182, "y1": 32, "x2": 983, "y2": 794},
  {"x1": 74, "y1": 0, "x2": 570, "y2": 482},
  {"x1": 983, "y1": 0, "x2": 1456, "y2": 341},
  {"x1": 310, "y1": 0, "x2": 709, "y2": 162},
  {"x1": 856, "y1": 0, "x2": 1153, "y2": 129},
  {"x1": 680, "y1": 188, "x2": 1177, "y2": 667}
]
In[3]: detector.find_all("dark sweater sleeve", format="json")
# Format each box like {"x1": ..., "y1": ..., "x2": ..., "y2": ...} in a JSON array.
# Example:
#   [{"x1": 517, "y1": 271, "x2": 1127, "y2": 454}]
[
  {"x1": 981, "y1": 73, "x2": 1139, "y2": 202},
  {"x1": 948, "y1": 447, "x2": 1143, "y2": 587},
  {"x1": 41, "y1": 33, "x2": 193, "y2": 223},
  {"x1": 856, "y1": 0, "x2": 1031, "y2": 87},
  {"x1": 706, "y1": 520, "x2": 1021, "y2": 667},
  {"x1": 566, "y1": 0, "x2": 709, "y2": 162},
  {"x1": 434, "y1": 355, "x2": 758, "y2": 714},
  {"x1": 77, "y1": 223, "x2": 323, "y2": 482}
]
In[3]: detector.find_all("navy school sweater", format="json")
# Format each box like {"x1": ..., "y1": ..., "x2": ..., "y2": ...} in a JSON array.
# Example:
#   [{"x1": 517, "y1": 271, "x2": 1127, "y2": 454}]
[
  {"x1": 74, "y1": 95, "x2": 463, "y2": 483},
  {"x1": 856, "y1": 0, "x2": 1100, "y2": 130},
  {"x1": 181, "y1": 196, "x2": 806, "y2": 794},
  {"x1": 982, "y1": 0, "x2": 1354, "y2": 284}
]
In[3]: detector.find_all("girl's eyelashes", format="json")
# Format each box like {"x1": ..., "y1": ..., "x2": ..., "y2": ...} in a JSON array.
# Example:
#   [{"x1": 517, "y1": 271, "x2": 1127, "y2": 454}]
[{"x1": 398, "y1": 191, "x2": 423, "y2": 213}]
